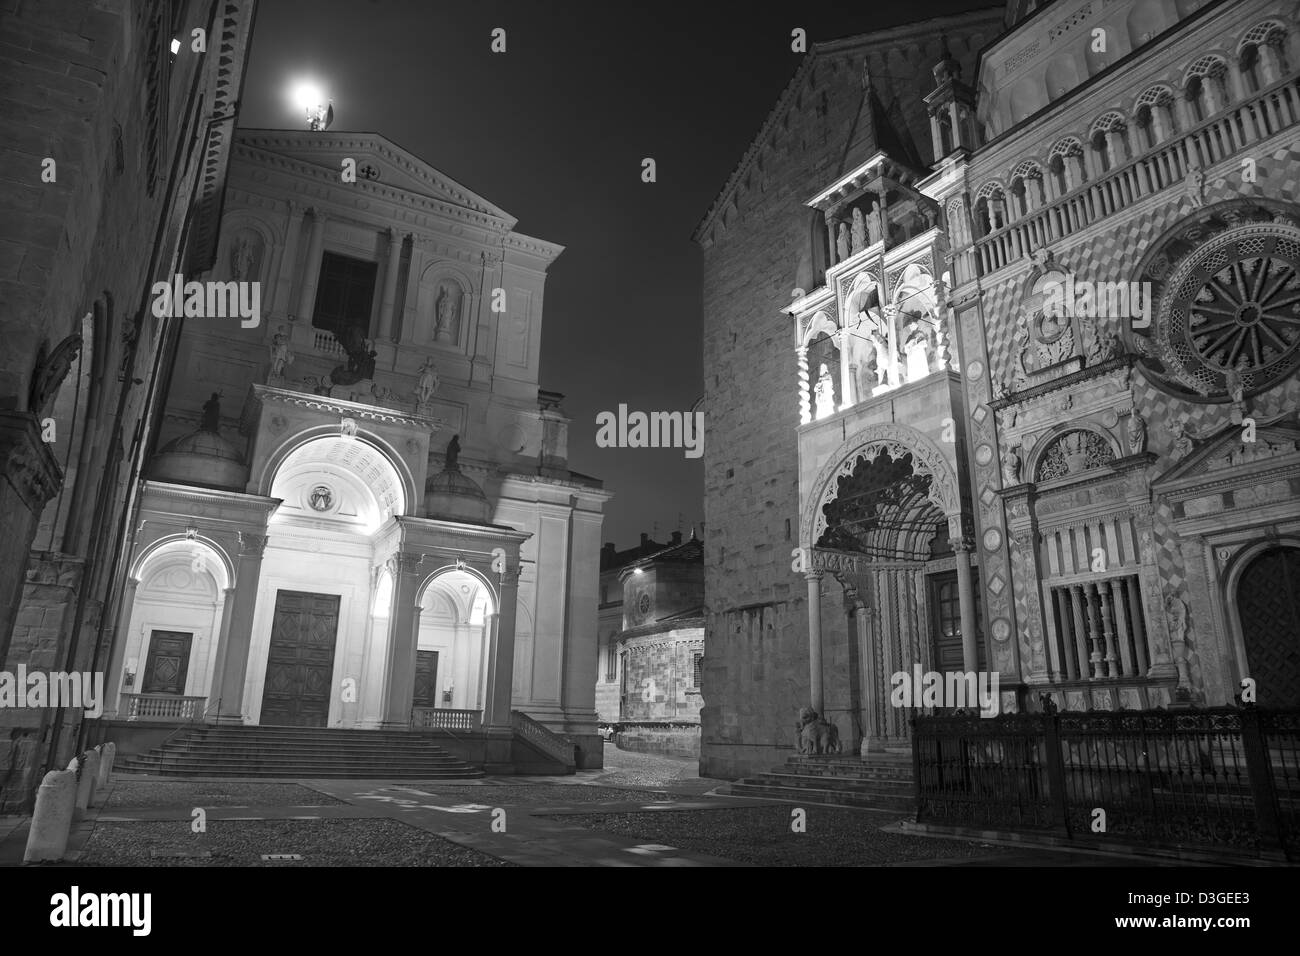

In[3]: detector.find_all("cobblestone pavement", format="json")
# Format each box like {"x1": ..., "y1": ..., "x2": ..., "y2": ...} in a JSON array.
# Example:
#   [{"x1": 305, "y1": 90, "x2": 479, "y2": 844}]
[
  {"x1": 78, "y1": 818, "x2": 510, "y2": 867},
  {"x1": 2, "y1": 752, "x2": 1152, "y2": 867}
]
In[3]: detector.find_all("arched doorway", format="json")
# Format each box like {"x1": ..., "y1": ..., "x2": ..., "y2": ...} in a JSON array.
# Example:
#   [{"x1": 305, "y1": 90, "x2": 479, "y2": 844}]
[
  {"x1": 1237, "y1": 546, "x2": 1300, "y2": 708},
  {"x1": 415, "y1": 568, "x2": 496, "y2": 714}
]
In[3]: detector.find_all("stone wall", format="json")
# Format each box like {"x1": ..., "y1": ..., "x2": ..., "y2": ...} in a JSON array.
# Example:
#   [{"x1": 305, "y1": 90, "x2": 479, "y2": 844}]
[
  {"x1": 694, "y1": 13, "x2": 1001, "y2": 780},
  {"x1": 619, "y1": 624, "x2": 704, "y2": 722}
]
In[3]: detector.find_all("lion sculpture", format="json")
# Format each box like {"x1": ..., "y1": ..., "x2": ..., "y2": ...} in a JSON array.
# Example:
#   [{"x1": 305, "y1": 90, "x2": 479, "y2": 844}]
[{"x1": 795, "y1": 706, "x2": 841, "y2": 756}]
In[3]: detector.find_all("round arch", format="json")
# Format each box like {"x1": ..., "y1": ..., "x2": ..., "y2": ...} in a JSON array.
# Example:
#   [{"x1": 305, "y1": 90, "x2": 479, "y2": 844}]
[
  {"x1": 800, "y1": 421, "x2": 961, "y2": 549},
  {"x1": 414, "y1": 562, "x2": 500, "y2": 617},
  {"x1": 1221, "y1": 538, "x2": 1300, "y2": 706},
  {"x1": 131, "y1": 533, "x2": 235, "y2": 591},
  {"x1": 256, "y1": 425, "x2": 417, "y2": 520},
  {"x1": 1025, "y1": 423, "x2": 1121, "y2": 482}
]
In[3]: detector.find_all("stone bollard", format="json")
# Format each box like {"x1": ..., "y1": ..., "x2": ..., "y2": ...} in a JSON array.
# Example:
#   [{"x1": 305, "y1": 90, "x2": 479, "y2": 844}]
[
  {"x1": 97, "y1": 742, "x2": 116, "y2": 789},
  {"x1": 71, "y1": 752, "x2": 100, "y2": 818},
  {"x1": 24, "y1": 769, "x2": 78, "y2": 862}
]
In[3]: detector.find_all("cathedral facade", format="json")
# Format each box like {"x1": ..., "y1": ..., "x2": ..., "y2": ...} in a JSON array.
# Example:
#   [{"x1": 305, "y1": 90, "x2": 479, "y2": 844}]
[
  {"x1": 98, "y1": 129, "x2": 611, "y2": 768},
  {"x1": 696, "y1": 0, "x2": 1300, "y2": 778}
]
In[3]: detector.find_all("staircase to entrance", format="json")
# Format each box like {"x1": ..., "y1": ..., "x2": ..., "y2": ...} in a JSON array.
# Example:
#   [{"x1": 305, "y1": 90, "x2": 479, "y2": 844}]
[
  {"x1": 115, "y1": 725, "x2": 485, "y2": 778},
  {"x1": 725, "y1": 751, "x2": 915, "y2": 810}
]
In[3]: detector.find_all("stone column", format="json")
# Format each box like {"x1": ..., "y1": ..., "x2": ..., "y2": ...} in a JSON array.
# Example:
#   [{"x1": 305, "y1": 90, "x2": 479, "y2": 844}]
[
  {"x1": 948, "y1": 101, "x2": 962, "y2": 148},
  {"x1": 399, "y1": 234, "x2": 423, "y2": 344},
  {"x1": 805, "y1": 570, "x2": 824, "y2": 713},
  {"x1": 203, "y1": 587, "x2": 237, "y2": 721},
  {"x1": 484, "y1": 569, "x2": 520, "y2": 730},
  {"x1": 274, "y1": 200, "x2": 305, "y2": 318},
  {"x1": 929, "y1": 112, "x2": 944, "y2": 157},
  {"x1": 101, "y1": 577, "x2": 140, "y2": 719},
  {"x1": 1258, "y1": 40, "x2": 1283, "y2": 86},
  {"x1": 380, "y1": 554, "x2": 423, "y2": 728},
  {"x1": 796, "y1": 346, "x2": 811, "y2": 424},
  {"x1": 296, "y1": 208, "x2": 328, "y2": 324},
  {"x1": 953, "y1": 536, "x2": 979, "y2": 673},
  {"x1": 211, "y1": 533, "x2": 267, "y2": 724},
  {"x1": 837, "y1": 330, "x2": 854, "y2": 411},
  {"x1": 378, "y1": 227, "x2": 402, "y2": 341}
]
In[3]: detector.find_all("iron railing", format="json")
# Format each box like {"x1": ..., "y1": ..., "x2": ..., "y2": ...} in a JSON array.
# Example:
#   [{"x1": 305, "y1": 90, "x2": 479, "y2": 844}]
[{"x1": 913, "y1": 706, "x2": 1299, "y2": 859}]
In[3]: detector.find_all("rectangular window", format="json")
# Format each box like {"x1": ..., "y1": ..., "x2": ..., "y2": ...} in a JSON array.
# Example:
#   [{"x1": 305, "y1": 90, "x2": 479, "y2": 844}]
[
  {"x1": 691, "y1": 651, "x2": 703, "y2": 689},
  {"x1": 605, "y1": 641, "x2": 618, "y2": 681},
  {"x1": 312, "y1": 251, "x2": 378, "y2": 339},
  {"x1": 928, "y1": 571, "x2": 984, "y2": 672},
  {"x1": 1049, "y1": 574, "x2": 1150, "y2": 681}
]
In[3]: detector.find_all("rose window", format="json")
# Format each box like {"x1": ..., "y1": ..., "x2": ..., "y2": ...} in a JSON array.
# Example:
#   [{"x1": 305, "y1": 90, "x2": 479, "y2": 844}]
[{"x1": 1133, "y1": 200, "x2": 1300, "y2": 402}]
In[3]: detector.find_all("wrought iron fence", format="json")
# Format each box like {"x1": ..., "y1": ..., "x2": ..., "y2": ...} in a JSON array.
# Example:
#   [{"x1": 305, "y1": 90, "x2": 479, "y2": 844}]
[{"x1": 913, "y1": 706, "x2": 1299, "y2": 859}]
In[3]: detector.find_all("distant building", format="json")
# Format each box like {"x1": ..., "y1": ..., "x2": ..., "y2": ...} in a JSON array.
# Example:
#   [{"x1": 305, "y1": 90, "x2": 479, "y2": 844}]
[
  {"x1": 596, "y1": 531, "x2": 705, "y2": 757},
  {"x1": 596, "y1": 533, "x2": 669, "y2": 721}
]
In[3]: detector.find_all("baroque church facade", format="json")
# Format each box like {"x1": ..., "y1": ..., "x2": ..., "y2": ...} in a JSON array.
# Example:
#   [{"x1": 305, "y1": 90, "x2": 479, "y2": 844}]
[
  {"x1": 98, "y1": 129, "x2": 611, "y2": 767},
  {"x1": 696, "y1": 0, "x2": 1300, "y2": 779}
]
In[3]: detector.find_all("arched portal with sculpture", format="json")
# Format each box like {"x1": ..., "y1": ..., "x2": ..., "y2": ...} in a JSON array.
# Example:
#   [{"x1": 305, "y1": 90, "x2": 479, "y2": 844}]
[{"x1": 796, "y1": 422, "x2": 979, "y2": 753}]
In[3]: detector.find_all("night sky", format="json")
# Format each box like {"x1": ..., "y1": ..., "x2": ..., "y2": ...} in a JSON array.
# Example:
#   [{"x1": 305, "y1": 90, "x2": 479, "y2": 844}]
[{"x1": 236, "y1": 0, "x2": 996, "y2": 548}]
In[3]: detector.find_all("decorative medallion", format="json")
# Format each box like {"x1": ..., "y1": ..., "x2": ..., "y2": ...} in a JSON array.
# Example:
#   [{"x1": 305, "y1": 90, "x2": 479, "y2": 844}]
[
  {"x1": 982, "y1": 527, "x2": 1002, "y2": 552},
  {"x1": 975, "y1": 443, "x2": 994, "y2": 466},
  {"x1": 971, "y1": 404, "x2": 989, "y2": 424},
  {"x1": 987, "y1": 573, "x2": 1005, "y2": 595},
  {"x1": 308, "y1": 485, "x2": 333, "y2": 512},
  {"x1": 991, "y1": 617, "x2": 1011, "y2": 642},
  {"x1": 637, "y1": 593, "x2": 651, "y2": 615},
  {"x1": 966, "y1": 360, "x2": 984, "y2": 380}
]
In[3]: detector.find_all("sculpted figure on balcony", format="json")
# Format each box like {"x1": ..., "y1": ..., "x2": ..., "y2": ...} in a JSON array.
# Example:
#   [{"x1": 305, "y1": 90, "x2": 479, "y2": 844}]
[
  {"x1": 851, "y1": 207, "x2": 867, "y2": 253},
  {"x1": 866, "y1": 201, "x2": 883, "y2": 245},
  {"x1": 836, "y1": 221, "x2": 850, "y2": 262},
  {"x1": 814, "y1": 363, "x2": 836, "y2": 419}
]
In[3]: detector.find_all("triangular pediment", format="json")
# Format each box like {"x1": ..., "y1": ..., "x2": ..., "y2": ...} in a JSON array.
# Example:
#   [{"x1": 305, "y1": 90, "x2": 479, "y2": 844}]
[
  {"x1": 1153, "y1": 418, "x2": 1300, "y2": 492},
  {"x1": 234, "y1": 129, "x2": 516, "y2": 225}
]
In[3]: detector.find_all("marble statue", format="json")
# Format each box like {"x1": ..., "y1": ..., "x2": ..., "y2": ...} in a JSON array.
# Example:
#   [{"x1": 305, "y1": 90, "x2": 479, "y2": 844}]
[
  {"x1": 1001, "y1": 445, "x2": 1021, "y2": 485},
  {"x1": 865, "y1": 202, "x2": 883, "y2": 245},
  {"x1": 836, "y1": 222, "x2": 850, "y2": 261},
  {"x1": 269, "y1": 327, "x2": 294, "y2": 380},
  {"x1": 231, "y1": 236, "x2": 256, "y2": 280},
  {"x1": 1127, "y1": 408, "x2": 1147, "y2": 454},
  {"x1": 1170, "y1": 418, "x2": 1194, "y2": 460},
  {"x1": 444, "y1": 434, "x2": 461, "y2": 471},
  {"x1": 851, "y1": 207, "x2": 867, "y2": 253},
  {"x1": 903, "y1": 322, "x2": 930, "y2": 382},
  {"x1": 1186, "y1": 165, "x2": 1205, "y2": 208},
  {"x1": 435, "y1": 284, "x2": 459, "y2": 341},
  {"x1": 814, "y1": 363, "x2": 836, "y2": 419},
  {"x1": 201, "y1": 392, "x2": 221, "y2": 432},
  {"x1": 415, "y1": 357, "x2": 440, "y2": 405}
]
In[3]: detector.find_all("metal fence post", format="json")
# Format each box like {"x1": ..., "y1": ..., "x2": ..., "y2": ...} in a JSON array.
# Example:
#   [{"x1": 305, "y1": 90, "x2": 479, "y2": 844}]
[
  {"x1": 1042, "y1": 712, "x2": 1070, "y2": 836},
  {"x1": 1239, "y1": 706, "x2": 1284, "y2": 856}
]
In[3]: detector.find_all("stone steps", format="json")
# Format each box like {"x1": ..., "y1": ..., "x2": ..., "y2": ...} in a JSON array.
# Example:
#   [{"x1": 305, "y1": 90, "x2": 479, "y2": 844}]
[
  {"x1": 725, "y1": 754, "x2": 916, "y2": 811},
  {"x1": 115, "y1": 726, "x2": 484, "y2": 778}
]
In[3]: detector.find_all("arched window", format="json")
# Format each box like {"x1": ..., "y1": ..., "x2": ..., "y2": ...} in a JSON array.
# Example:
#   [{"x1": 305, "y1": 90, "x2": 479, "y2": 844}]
[
  {"x1": 1135, "y1": 85, "x2": 1177, "y2": 147},
  {"x1": 1238, "y1": 21, "x2": 1289, "y2": 89}
]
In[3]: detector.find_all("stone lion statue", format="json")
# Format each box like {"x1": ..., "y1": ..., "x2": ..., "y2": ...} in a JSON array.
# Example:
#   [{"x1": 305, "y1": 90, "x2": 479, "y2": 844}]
[{"x1": 795, "y1": 707, "x2": 841, "y2": 756}]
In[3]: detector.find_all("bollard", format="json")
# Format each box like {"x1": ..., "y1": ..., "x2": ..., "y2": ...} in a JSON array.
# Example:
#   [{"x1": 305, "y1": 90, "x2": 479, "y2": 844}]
[
  {"x1": 72, "y1": 752, "x2": 99, "y2": 818},
  {"x1": 97, "y1": 742, "x2": 116, "y2": 789},
  {"x1": 24, "y1": 769, "x2": 77, "y2": 862}
]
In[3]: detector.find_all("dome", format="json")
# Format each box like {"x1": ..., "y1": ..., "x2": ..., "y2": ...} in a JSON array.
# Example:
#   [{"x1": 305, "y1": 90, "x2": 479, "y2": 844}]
[
  {"x1": 424, "y1": 464, "x2": 491, "y2": 524},
  {"x1": 149, "y1": 428, "x2": 248, "y2": 490}
]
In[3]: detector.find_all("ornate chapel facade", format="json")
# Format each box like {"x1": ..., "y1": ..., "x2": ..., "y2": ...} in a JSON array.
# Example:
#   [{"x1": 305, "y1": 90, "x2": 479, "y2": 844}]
[
  {"x1": 696, "y1": 0, "x2": 1300, "y2": 779},
  {"x1": 99, "y1": 129, "x2": 610, "y2": 768}
]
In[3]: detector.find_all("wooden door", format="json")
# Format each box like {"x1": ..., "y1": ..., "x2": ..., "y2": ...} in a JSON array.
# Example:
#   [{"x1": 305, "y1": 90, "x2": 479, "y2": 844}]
[
  {"x1": 1238, "y1": 547, "x2": 1300, "y2": 708},
  {"x1": 413, "y1": 650, "x2": 440, "y2": 708},
  {"x1": 260, "y1": 590, "x2": 340, "y2": 727},
  {"x1": 142, "y1": 631, "x2": 192, "y2": 695}
]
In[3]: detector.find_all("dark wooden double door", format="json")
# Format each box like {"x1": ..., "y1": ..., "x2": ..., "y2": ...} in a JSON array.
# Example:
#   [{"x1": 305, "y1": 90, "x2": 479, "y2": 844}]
[
  {"x1": 1238, "y1": 547, "x2": 1300, "y2": 709},
  {"x1": 260, "y1": 590, "x2": 340, "y2": 727}
]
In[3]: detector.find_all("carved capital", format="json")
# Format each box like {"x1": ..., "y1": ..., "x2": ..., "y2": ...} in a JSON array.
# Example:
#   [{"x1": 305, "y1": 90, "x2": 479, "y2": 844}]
[
  {"x1": 0, "y1": 410, "x2": 63, "y2": 513},
  {"x1": 238, "y1": 532, "x2": 267, "y2": 557}
]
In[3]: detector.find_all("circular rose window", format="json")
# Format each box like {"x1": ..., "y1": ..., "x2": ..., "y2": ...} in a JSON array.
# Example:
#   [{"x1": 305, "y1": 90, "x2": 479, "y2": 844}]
[
  {"x1": 1132, "y1": 200, "x2": 1300, "y2": 402},
  {"x1": 637, "y1": 593, "x2": 651, "y2": 615}
]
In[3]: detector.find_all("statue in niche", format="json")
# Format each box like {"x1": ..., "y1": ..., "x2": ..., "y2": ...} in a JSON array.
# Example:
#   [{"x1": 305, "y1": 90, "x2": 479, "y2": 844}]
[
  {"x1": 866, "y1": 202, "x2": 883, "y2": 245},
  {"x1": 230, "y1": 234, "x2": 258, "y2": 281},
  {"x1": 850, "y1": 207, "x2": 867, "y2": 253},
  {"x1": 414, "y1": 356, "x2": 440, "y2": 406},
  {"x1": 200, "y1": 392, "x2": 222, "y2": 432},
  {"x1": 1001, "y1": 445, "x2": 1022, "y2": 485},
  {"x1": 1127, "y1": 408, "x2": 1147, "y2": 454},
  {"x1": 1169, "y1": 417, "x2": 1194, "y2": 460},
  {"x1": 902, "y1": 317, "x2": 931, "y2": 382},
  {"x1": 814, "y1": 363, "x2": 836, "y2": 419},
  {"x1": 434, "y1": 283, "x2": 461, "y2": 343},
  {"x1": 444, "y1": 434, "x2": 461, "y2": 471},
  {"x1": 836, "y1": 222, "x2": 850, "y2": 262},
  {"x1": 269, "y1": 326, "x2": 294, "y2": 381}
]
